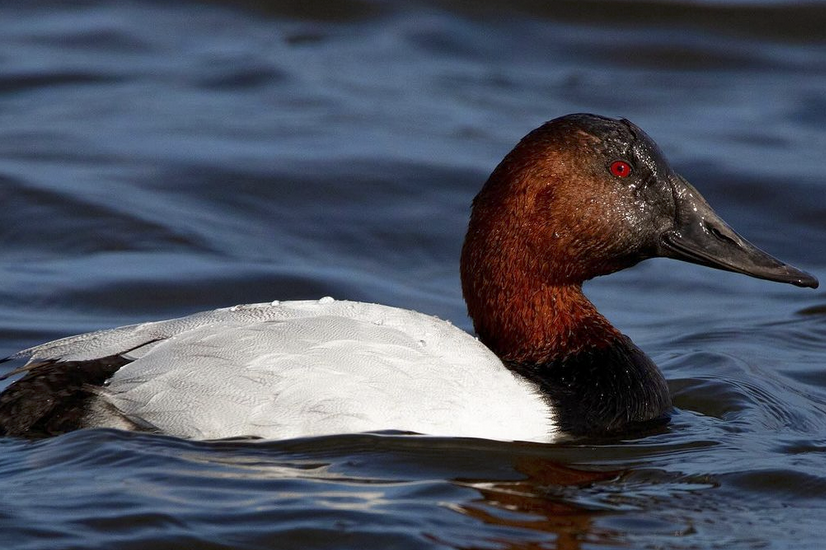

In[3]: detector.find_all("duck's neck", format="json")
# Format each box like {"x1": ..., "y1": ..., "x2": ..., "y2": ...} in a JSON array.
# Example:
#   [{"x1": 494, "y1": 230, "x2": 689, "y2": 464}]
[
  {"x1": 461, "y1": 268, "x2": 671, "y2": 435},
  {"x1": 464, "y1": 282, "x2": 621, "y2": 364}
]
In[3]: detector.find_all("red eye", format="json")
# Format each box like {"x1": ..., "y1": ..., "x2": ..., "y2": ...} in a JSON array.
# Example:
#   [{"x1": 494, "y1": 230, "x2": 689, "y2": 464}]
[{"x1": 610, "y1": 160, "x2": 632, "y2": 178}]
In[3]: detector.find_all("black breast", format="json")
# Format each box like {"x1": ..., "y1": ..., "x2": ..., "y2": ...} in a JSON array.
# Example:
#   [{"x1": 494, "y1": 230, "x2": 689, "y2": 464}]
[{"x1": 507, "y1": 335, "x2": 672, "y2": 436}]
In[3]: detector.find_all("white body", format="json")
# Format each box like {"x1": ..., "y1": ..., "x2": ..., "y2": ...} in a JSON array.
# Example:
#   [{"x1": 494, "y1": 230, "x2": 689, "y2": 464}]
[{"x1": 15, "y1": 299, "x2": 556, "y2": 442}]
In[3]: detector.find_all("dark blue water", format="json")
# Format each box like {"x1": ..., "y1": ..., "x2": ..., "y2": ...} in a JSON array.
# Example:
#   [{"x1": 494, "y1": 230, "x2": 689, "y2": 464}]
[{"x1": 1, "y1": 1, "x2": 825, "y2": 548}]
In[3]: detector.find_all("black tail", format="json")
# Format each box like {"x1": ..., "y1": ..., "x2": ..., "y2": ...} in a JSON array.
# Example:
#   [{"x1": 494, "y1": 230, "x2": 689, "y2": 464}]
[{"x1": 0, "y1": 355, "x2": 131, "y2": 437}]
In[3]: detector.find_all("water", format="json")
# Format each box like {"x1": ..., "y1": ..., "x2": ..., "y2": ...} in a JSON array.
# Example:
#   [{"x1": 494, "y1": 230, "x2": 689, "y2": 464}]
[{"x1": 1, "y1": 0, "x2": 825, "y2": 548}]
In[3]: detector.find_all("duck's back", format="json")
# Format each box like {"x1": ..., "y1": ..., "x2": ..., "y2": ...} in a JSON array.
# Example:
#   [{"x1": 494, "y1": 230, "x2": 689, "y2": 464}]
[{"x1": 3, "y1": 299, "x2": 554, "y2": 442}]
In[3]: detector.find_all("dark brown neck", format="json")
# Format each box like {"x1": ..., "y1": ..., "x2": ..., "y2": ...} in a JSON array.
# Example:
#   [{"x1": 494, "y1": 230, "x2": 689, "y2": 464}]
[
  {"x1": 460, "y1": 255, "x2": 671, "y2": 434},
  {"x1": 461, "y1": 271, "x2": 672, "y2": 434},
  {"x1": 461, "y1": 258, "x2": 622, "y2": 364},
  {"x1": 481, "y1": 283, "x2": 620, "y2": 363}
]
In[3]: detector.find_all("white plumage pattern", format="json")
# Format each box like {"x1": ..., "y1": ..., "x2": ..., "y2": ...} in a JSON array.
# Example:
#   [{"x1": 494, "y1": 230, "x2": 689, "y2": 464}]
[{"x1": 13, "y1": 299, "x2": 555, "y2": 442}]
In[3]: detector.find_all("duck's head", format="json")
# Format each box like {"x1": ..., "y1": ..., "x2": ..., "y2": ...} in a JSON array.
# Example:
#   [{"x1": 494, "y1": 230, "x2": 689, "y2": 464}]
[
  {"x1": 461, "y1": 113, "x2": 817, "y2": 361},
  {"x1": 463, "y1": 113, "x2": 818, "y2": 287}
]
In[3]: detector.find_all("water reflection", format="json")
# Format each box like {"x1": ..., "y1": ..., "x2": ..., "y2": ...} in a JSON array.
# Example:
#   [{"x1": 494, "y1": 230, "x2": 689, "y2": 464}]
[{"x1": 455, "y1": 459, "x2": 618, "y2": 550}]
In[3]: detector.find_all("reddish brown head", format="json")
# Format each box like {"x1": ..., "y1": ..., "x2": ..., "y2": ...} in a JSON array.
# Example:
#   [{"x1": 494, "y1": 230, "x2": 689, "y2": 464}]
[{"x1": 461, "y1": 114, "x2": 816, "y2": 364}]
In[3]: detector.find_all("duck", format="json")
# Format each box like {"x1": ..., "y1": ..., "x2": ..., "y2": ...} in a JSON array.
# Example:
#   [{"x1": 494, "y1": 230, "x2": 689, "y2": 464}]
[{"x1": 0, "y1": 113, "x2": 817, "y2": 441}]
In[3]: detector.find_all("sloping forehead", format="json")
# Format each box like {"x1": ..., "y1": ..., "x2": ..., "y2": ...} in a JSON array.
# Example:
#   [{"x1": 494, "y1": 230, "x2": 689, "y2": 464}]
[
  {"x1": 571, "y1": 115, "x2": 669, "y2": 169},
  {"x1": 620, "y1": 118, "x2": 672, "y2": 175},
  {"x1": 555, "y1": 113, "x2": 626, "y2": 140}
]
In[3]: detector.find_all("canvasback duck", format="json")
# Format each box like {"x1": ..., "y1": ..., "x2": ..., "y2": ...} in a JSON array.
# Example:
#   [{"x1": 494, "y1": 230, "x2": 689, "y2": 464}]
[{"x1": 0, "y1": 114, "x2": 817, "y2": 441}]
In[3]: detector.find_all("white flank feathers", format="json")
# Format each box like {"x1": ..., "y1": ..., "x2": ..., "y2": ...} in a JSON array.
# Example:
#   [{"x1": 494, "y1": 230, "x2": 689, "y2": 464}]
[{"x1": 14, "y1": 299, "x2": 556, "y2": 442}]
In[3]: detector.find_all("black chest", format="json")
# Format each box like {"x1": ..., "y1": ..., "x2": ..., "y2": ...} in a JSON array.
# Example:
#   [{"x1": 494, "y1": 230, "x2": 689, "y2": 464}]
[{"x1": 507, "y1": 336, "x2": 672, "y2": 436}]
